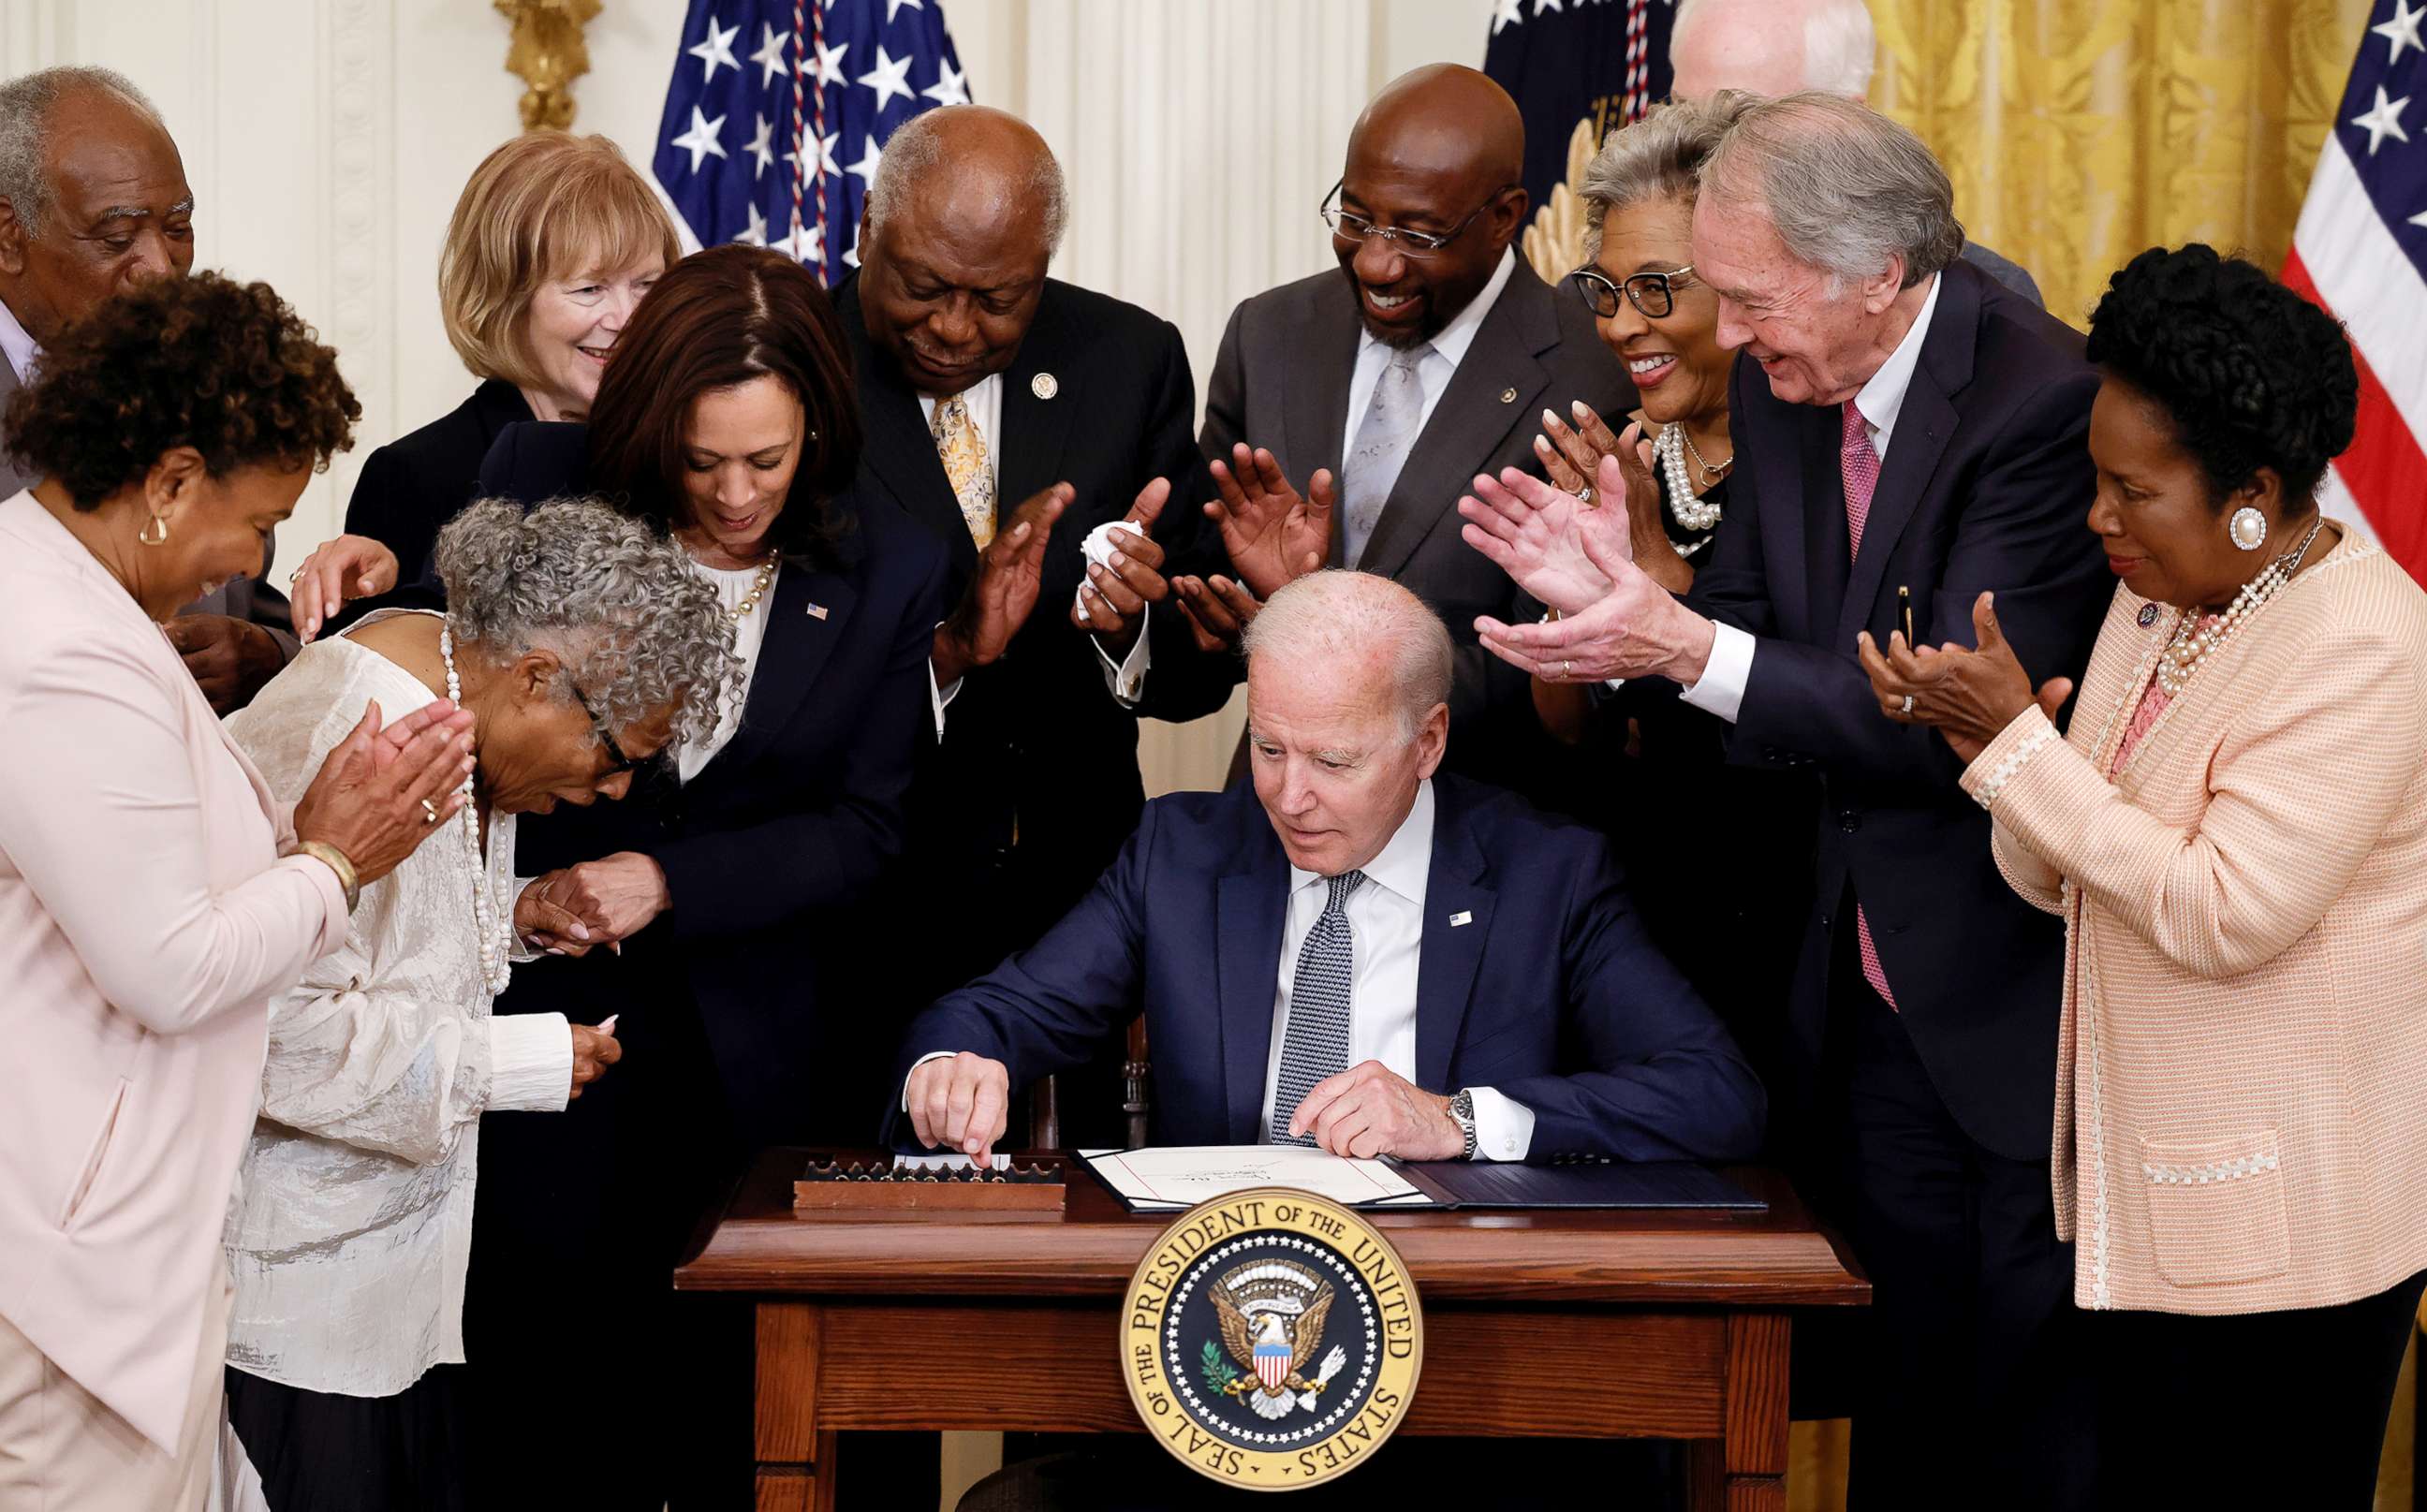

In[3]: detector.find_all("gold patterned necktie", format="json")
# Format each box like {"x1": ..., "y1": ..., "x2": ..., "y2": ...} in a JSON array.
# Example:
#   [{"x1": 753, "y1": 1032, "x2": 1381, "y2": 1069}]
[{"x1": 930, "y1": 392, "x2": 997, "y2": 550}]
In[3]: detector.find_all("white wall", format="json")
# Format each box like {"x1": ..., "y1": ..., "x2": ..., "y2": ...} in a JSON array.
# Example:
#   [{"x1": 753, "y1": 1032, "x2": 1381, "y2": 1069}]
[{"x1": 0, "y1": 0, "x2": 1484, "y2": 789}]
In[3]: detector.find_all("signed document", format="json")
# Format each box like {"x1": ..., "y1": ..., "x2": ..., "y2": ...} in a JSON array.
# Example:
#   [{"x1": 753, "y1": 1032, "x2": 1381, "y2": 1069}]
[{"x1": 1078, "y1": 1145, "x2": 1438, "y2": 1211}]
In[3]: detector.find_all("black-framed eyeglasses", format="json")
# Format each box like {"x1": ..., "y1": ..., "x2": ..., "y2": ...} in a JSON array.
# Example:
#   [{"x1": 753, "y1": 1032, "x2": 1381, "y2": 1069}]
[
  {"x1": 1571, "y1": 264, "x2": 1699, "y2": 319},
  {"x1": 1319, "y1": 179, "x2": 1514, "y2": 258},
  {"x1": 571, "y1": 686, "x2": 645, "y2": 776}
]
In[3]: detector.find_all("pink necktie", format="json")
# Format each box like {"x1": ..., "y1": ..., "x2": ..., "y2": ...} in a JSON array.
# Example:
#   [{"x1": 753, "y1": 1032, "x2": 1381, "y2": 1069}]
[{"x1": 1841, "y1": 400, "x2": 1898, "y2": 1010}]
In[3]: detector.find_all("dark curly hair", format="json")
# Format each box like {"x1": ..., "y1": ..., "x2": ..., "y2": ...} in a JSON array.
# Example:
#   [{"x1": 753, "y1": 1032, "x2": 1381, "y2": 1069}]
[
  {"x1": 2, "y1": 272, "x2": 360, "y2": 508},
  {"x1": 2084, "y1": 243, "x2": 2357, "y2": 513}
]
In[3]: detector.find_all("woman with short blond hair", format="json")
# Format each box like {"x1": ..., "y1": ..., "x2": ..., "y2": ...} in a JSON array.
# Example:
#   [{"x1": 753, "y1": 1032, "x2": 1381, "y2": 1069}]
[{"x1": 331, "y1": 132, "x2": 680, "y2": 619}]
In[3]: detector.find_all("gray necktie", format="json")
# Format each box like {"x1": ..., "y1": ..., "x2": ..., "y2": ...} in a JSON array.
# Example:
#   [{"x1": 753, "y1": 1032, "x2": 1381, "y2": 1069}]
[
  {"x1": 1268, "y1": 871, "x2": 1365, "y2": 1145},
  {"x1": 1340, "y1": 346, "x2": 1428, "y2": 567}
]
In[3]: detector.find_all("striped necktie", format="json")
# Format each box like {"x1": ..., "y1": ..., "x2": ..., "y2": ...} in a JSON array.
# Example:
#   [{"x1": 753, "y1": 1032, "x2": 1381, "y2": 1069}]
[{"x1": 1268, "y1": 871, "x2": 1365, "y2": 1145}]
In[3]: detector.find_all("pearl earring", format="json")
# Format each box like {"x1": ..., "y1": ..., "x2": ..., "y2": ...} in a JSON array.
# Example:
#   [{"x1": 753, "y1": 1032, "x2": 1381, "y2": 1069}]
[{"x1": 2227, "y1": 506, "x2": 2268, "y2": 551}]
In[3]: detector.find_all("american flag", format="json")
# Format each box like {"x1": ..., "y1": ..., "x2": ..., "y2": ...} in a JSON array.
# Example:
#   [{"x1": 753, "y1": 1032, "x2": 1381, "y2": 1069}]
[
  {"x1": 652, "y1": 0, "x2": 970, "y2": 284},
  {"x1": 2286, "y1": 0, "x2": 2427, "y2": 580}
]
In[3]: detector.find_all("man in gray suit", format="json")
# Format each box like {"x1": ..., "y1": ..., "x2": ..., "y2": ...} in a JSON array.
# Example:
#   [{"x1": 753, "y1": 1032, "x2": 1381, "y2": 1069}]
[
  {"x1": 1195, "y1": 65, "x2": 1635, "y2": 800},
  {"x1": 1667, "y1": 0, "x2": 2043, "y2": 307},
  {"x1": 0, "y1": 66, "x2": 295, "y2": 713}
]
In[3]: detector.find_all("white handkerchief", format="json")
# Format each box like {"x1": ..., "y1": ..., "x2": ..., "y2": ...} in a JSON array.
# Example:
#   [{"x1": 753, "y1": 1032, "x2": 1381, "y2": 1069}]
[{"x1": 1074, "y1": 520, "x2": 1136, "y2": 617}]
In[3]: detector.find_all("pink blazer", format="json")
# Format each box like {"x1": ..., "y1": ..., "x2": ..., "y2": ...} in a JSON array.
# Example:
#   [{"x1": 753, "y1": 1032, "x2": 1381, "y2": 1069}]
[{"x1": 0, "y1": 492, "x2": 346, "y2": 1449}]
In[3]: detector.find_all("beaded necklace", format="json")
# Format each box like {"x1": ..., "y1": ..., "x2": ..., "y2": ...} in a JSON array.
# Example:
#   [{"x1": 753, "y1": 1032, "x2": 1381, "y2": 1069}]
[{"x1": 438, "y1": 623, "x2": 513, "y2": 998}]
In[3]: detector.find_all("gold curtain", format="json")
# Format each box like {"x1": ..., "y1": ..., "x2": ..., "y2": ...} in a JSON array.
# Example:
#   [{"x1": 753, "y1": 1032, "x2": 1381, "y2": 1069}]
[{"x1": 1869, "y1": 0, "x2": 2374, "y2": 327}]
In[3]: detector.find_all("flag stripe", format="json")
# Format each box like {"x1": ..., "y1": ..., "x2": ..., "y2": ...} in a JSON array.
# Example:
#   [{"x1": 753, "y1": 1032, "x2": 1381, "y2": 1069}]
[
  {"x1": 2284, "y1": 244, "x2": 2427, "y2": 579},
  {"x1": 2291, "y1": 140, "x2": 2427, "y2": 452}
]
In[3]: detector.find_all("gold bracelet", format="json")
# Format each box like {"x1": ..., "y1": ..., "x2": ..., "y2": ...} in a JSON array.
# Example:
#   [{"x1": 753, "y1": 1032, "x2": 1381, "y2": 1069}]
[{"x1": 295, "y1": 840, "x2": 360, "y2": 912}]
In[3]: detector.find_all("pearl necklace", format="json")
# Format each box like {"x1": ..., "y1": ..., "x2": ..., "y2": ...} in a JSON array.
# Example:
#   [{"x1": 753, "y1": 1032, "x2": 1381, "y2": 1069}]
[
  {"x1": 2152, "y1": 518, "x2": 2323, "y2": 698},
  {"x1": 1653, "y1": 421, "x2": 1727, "y2": 532},
  {"x1": 727, "y1": 557, "x2": 778, "y2": 623},
  {"x1": 439, "y1": 623, "x2": 513, "y2": 999}
]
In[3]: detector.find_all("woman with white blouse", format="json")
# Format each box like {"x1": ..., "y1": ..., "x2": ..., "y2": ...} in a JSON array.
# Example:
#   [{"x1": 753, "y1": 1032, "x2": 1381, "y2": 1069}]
[{"x1": 215, "y1": 497, "x2": 740, "y2": 1511}]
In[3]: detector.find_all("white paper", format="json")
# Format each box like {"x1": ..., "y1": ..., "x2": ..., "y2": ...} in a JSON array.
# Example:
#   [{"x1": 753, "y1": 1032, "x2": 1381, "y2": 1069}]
[{"x1": 1078, "y1": 1145, "x2": 1435, "y2": 1210}]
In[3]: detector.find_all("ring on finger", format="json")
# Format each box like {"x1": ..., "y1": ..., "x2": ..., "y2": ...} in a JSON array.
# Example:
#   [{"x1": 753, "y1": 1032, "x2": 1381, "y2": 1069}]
[
  {"x1": 1900, "y1": 695, "x2": 1915, "y2": 715},
  {"x1": 287, "y1": 566, "x2": 305, "y2": 586},
  {"x1": 1575, "y1": 485, "x2": 1595, "y2": 506},
  {"x1": 1562, "y1": 660, "x2": 1575, "y2": 680},
  {"x1": 421, "y1": 797, "x2": 439, "y2": 825}
]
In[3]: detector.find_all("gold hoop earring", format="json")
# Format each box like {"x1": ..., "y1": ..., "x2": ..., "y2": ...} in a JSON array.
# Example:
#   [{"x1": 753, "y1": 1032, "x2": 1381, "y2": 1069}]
[{"x1": 137, "y1": 513, "x2": 170, "y2": 547}]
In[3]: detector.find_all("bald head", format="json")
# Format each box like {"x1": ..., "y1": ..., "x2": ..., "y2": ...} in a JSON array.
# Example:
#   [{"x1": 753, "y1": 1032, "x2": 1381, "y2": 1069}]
[
  {"x1": 857, "y1": 105, "x2": 1068, "y2": 393},
  {"x1": 1669, "y1": 0, "x2": 1877, "y2": 101},
  {"x1": 1243, "y1": 572, "x2": 1452, "y2": 875},
  {"x1": 0, "y1": 66, "x2": 191, "y2": 346},
  {"x1": 1333, "y1": 66, "x2": 1527, "y2": 345}
]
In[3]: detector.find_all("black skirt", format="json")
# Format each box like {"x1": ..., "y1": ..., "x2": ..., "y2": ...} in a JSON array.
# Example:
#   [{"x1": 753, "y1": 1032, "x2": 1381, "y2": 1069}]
[{"x1": 224, "y1": 1363, "x2": 471, "y2": 1512}]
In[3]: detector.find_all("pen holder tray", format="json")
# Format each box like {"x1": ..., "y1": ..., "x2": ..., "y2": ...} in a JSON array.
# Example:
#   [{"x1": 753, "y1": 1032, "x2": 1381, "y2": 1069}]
[{"x1": 793, "y1": 1159, "x2": 1067, "y2": 1212}]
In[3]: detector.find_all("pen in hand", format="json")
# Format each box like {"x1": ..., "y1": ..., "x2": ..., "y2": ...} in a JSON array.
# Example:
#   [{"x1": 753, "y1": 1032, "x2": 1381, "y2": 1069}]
[{"x1": 1898, "y1": 585, "x2": 1915, "y2": 645}]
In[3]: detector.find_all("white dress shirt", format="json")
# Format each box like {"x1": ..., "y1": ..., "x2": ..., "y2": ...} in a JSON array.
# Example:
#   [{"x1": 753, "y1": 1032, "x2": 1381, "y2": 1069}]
[
  {"x1": 1680, "y1": 272, "x2": 1944, "y2": 725},
  {"x1": 909, "y1": 779, "x2": 1537, "y2": 1159},
  {"x1": 220, "y1": 615, "x2": 570, "y2": 1398},
  {"x1": 679, "y1": 558, "x2": 778, "y2": 782},
  {"x1": 916, "y1": 374, "x2": 1154, "y2": 708},
  {"x1": 0, "y1": 295, "x2": 36, "y2": 385},
  {"x1": 1340, "y1": 247, "x2": 1519, "y2": 461}
]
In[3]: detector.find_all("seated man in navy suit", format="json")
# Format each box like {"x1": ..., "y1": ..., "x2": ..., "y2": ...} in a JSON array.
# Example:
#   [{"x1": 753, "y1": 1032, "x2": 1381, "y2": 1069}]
[{"x1": 894, "y1": 569, "x2": 1763, "y2": 1165}]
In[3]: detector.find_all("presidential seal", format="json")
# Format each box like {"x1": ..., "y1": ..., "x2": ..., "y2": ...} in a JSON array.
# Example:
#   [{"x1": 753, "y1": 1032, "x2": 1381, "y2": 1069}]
[{"x1": 1122, "y1": 1188, "x2": 1422, "y2": 1491}]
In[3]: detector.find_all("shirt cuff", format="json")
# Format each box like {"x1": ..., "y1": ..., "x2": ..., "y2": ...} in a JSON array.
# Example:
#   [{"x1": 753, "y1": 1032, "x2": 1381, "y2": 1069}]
[
  {"x1": 488, "y1": 1012, "x2": 572, "y2": 1113},
  {"x1": 930, "y1": 664, "x2": 960, "y2": 739},
  {"x1": 1090, "y1": 603, "x2": 1153, "y2": 708},
  {"x1": 903, "y1": 1050, "x2": 960, "y2": 1109},
  {"x1": 1678, "y1": 622, "x2": 1756, "y2": 725},
  {"x1": 1464, "y1": 1086, "x2": 1535, "y2": 1162}
]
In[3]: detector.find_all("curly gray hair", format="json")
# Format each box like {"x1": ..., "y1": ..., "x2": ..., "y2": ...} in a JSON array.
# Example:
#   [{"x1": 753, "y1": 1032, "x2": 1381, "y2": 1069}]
[
  {"x1": 1581, "y1": 93, "x2": 1753, "y2": 262},
  {"x1": 0, "y1": 66, "x2": 162, "y2": 239},
  {"x1": 434, "y1": 497, "x2": 742, "y2": 747}
]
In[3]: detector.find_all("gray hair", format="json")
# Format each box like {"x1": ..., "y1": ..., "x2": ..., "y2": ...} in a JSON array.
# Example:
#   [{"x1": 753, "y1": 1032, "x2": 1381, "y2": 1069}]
[
  {"x1": 1581, "y1": 93, "x2": 1751, "y2": 261},
  {"x1": 0, "y1": 66, "x2": 162, "y2": 238},
  {"x1": 1242, "y1": 571, "x2": 1452, "y2": 741},
  {"x1": 864, "y1": 106, "x2": 1069, "y2": 253},
  {"x1": 434, "y1": 496, "x2": 743, "y2": 746},
  {"x1": 1670, "y1": 0, "x2": 1877, "y2": 97},
  {"x1": 1698, "y1": 91, "x2": 1961, "y2": 289}
]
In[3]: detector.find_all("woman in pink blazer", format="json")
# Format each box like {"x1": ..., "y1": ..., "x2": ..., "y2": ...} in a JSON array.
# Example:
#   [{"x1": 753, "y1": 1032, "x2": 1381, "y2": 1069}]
[
  {"x1": 0, "y1": 272, "x2": 474, "y2": 1509},
  {"x1": 1862, "y1": 246, "x2": 2427, "y2": 1508}
]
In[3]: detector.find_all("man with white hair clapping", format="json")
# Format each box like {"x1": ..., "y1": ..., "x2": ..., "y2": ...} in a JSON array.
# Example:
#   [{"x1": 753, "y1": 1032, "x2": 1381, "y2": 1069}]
[
  {"x1": 1462, "y1": 94, "x2": 2108, "y2": 1507},
  {"x1": 890, "y1": 569, "x2": 1762, "y2": 1169}
]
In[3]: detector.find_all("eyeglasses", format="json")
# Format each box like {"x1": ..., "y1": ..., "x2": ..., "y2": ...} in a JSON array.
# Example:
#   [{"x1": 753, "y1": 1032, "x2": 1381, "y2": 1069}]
[
  {"x1": 1571, "y1": 264, "x2": 1700, "y2": 320},
  {"x1": 571, "y1": 686, "x2": 645, "y2": 776},
  {"x1": 1319, "y1": 179, "x2": 1513, "y2": 258}
]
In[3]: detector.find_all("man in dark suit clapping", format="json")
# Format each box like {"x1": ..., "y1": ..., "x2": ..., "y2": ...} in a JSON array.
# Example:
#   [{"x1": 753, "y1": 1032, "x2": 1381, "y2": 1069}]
[
  {"x1": 893, "y1": 570, "x2": 1763, "y2": 1169},
  {"x1": 1462, "y1": 94, "x2": 2109, "y2": 1508},
  {"x1": 834, "y1": 106, "x2": 1233, "y2": 1030},
  {"x1": 1190, "y1": 65, "x2": 1636, "y2": 805}
]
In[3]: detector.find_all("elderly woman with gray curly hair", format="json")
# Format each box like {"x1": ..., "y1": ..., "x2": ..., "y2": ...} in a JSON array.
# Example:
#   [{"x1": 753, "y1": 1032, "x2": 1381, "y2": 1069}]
[{"x1": 211, "y1": 496, "x2": 740, "y2": 1512}]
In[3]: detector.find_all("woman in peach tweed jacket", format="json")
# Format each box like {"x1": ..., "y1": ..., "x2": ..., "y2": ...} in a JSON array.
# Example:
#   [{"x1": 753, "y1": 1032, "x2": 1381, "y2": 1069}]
[{"x1": 1862, "y1": 246, "x2": 2427, "y2": 1509}]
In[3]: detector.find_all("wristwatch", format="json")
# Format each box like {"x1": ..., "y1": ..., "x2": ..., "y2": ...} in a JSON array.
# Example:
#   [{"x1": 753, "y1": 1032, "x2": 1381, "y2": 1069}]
[{"x1": 1448, "y1": 1089, "x2": 1478, "y2": 1162}]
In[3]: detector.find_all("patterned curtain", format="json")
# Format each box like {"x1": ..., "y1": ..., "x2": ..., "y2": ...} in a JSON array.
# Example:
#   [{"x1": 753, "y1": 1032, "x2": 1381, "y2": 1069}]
[{"x1": 1870, "y1": 0, "x2": 2375, "y2": 327}]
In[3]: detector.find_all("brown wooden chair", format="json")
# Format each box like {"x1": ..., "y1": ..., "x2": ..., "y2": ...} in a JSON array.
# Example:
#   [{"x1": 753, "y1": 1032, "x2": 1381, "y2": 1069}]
[{"x1": 1025, "y1": 1016, "x2": 1151, "y2": 1149}]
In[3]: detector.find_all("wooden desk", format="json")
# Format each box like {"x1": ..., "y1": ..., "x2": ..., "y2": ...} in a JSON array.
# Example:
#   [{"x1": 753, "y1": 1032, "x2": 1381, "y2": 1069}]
[{"x1": 677, "y1": 1152, "x2": 1868, "y2": 1512}]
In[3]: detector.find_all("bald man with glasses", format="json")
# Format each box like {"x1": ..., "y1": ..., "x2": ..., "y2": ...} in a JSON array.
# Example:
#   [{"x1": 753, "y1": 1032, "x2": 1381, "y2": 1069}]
[{"x1": 1192, "y1": 64, "x2": 1634, "y2": 807}]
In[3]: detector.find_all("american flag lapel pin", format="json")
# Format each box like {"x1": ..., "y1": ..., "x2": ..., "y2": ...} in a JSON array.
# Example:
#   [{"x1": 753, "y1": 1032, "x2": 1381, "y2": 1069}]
[
  {"x1": 805, "y1": 602, "x2": 830, "y2": 620},
  {"x1": 1449, "y1": 910, "x2": 1473, "y2": 927}
]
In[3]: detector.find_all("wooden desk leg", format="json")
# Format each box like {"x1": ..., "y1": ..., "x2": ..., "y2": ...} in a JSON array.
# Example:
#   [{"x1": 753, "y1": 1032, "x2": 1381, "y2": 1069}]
[
  {"x1": 1687, "y1": 1313, "x2": 1792, "y2": 1512},
  {"x1": 756, "y1": 1301, "x2": 839, "y2": 1512}
]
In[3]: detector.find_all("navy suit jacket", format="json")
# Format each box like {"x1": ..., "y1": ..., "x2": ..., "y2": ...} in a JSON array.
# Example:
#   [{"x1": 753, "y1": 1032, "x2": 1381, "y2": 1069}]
[
  {"x1": 475, "y1": 419, "x2": 949, "y2": 1140},
  {"x1": 890, "y1": 773, "x2": 1765, "y2": 1161},
  {"x1": 1685, "y1": 257, "x2": 2111, "y2": 1161}
]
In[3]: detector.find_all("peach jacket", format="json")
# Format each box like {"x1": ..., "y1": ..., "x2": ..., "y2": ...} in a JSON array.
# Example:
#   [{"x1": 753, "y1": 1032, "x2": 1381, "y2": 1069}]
[
  {"x1": 0, "y1": 492, "x2": 347, "y2": 1447},
  {"x1": 1964, "y1": 531, "x2": 2427, "y2": 1315}
]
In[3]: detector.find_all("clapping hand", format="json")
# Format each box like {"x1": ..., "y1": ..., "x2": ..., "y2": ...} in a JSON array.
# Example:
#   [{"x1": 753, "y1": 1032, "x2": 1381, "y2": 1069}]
[
  {"x1": 291, "y1": 697, "x2": 478, "y2": 887},
  {"x1": 1533, "y1": 403, "x2": 1693, "y2": 594},
  {"x1": 934, "y1": 483, "x2": 1070, "y2": 686},
  {"x1": 1467, "y1": 454, "x2": 1716, "y2": 686},
  {"x1": 1857, "y1": 592, "x2": 2073, "y2": 765},
  {"x1": 287, "y1": 534, "x2": 401, "y2": 642},
  {"x1": 1170, "y1": 573, "x2": 1263, "y2": 653},
  {"x1": 1204, "y1": 444, "x2": 1332, "y2": 599},
  {"x1": 1070, "y1": 477, "x2": 1174, "y2": 653}
]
